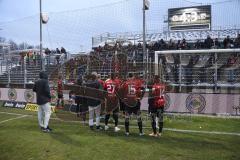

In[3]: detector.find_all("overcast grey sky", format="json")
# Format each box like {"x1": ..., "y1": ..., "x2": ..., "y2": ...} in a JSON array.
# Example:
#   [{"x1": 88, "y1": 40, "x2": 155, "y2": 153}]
[
  {"x1": 0, "y1": 0, "x2": 123, "y2": 22},
  {"x1": 0, "y1": 0, "x2": 240, "y2": 52}
]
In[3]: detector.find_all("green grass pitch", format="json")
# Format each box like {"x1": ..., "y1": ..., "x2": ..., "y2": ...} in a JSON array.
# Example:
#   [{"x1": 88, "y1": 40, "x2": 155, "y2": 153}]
[{"x1": 0, "y1": 107, "x2": 240, "y2": 160}]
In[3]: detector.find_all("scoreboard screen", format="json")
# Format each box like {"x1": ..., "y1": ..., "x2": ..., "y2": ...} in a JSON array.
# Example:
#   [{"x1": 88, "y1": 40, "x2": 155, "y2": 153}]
[{"x1": 168, "y1": 5, "x2": 211, "y2": 31}]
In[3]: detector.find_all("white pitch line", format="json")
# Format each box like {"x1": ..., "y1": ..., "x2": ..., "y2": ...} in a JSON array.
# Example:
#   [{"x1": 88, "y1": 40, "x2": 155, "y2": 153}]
[
  {"x1": 0, "y1": 115, "x2": 28, "y2": 124},
  {"x1": 0, "y1": 111, "x2": 240, "y2": 136},
  {"x1": 50, "y1": 119, "x2": 240, "y2": 136},
  {"x1": 0, "y1": 111, "x2": 28, "y2": 116},
  {"x1": 164, "y1": 128, "x2": 240, "y2": 136},
  {"x1": 114, "y1": 125, "x2": 240, "y2": 136}
]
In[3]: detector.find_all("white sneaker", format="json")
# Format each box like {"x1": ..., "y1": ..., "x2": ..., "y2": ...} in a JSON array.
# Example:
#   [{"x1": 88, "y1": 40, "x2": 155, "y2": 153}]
[
  {"x1": 125, "y1": 132, "x2": 129, "y2": 136},
  {"x1": 157, "y1": 133, "x2": 162, "y2": 137},
  {"x1": 114, "y1": 126, "x2": 120, "y2": 132},
  {"x1": 104, "y1": 125, "x2": 109, "y2": 131},
  {"x1": 139, "y1": 132, "x2": 145, "y2": 136},
  {"x1": 149, "y1": 132, "x2": 158, "y2": 137}
]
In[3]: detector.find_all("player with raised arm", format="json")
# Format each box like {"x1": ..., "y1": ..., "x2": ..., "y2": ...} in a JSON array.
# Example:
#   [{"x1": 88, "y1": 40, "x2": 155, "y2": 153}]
[
  {"x1": 115, "y1": 74, "x2": 125, "y2": 115},
  {"x1": 56, "y1": 75, "x2": 64, "y2": 109},
  {"x1": 149, "y1": 75, "x2": 166, "y2": 137},
  {"x1": 104, "y1": 73, "x2": 121, "y2": 132}
]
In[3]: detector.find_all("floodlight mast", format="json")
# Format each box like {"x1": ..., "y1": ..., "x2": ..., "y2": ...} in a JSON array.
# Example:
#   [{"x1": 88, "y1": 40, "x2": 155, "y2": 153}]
[
  {"x1": 39, "y1": 0, "x2": 45, "y2": 71},
  {"x1": 143, "y1": 0, "x2": 149, "y2": 81}
]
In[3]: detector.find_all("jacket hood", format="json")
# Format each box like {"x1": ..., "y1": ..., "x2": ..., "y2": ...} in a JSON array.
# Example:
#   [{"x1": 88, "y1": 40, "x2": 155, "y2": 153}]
[{"x1": 39, "y1": 71, "x2": 48, "y2": 80}]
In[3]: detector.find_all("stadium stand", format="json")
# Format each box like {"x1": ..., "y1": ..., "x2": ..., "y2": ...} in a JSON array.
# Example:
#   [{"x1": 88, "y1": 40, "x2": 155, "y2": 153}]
[
  {"x1": 0, "y1": 29, "x2": 239, "y2": 90},
  {"x1": 0, "y1": 49, "x2": 59, "y2": 86}
]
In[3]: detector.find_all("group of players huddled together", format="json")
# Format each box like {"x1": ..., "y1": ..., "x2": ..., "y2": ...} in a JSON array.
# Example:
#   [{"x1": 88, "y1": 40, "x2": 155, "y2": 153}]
[{"x1": 56, "y1": 72, "x2": 166, "y2": 137}]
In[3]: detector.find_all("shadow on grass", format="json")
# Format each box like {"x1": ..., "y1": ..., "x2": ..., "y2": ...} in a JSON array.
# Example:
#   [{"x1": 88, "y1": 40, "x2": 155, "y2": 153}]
[
  {"x1": 49, "y1": 131, "x2": 83, "y2": 147},
  {"x1": 100, "y1": 126, "x2": 231, "y2": 151}
]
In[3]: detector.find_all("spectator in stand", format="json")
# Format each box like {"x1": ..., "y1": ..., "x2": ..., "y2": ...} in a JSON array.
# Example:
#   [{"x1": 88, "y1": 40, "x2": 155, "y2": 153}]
[
  {"x1": 168, "y1": 39, "x2": 176, "y2": 50},
  {"x1": 234, "y1": 34, "x2": 240, "y2": 48},
  {"x1": 45, "y1": 48, "x2": 51, "y2": 65},
  {"x1": 180, "y1": 38, "x2": 188, "y2": 49},
  {"x1": 45, "y1": 48, "x2": 51, "y2": 55},
  {"x1": 214, "y1": 38, "x2": 221, "y2": 49},
  {"x1": 204, "y1": 35, "x2": 214, "y2": 49},
  {"x1": 61, "y1": 47, "x2": 67, "y2": 59},
  {"x1": 176, "y1": 40, "x2": 181, "y2": 49},
  {"x1": 104, "y1": 43, "x2": 110, "y2": 51},
  {"x1": 96, "y1": 45, "x2": 102, "y2": 53},
  {"x1": 185, "y1": 55, "x2": 199, "y2": 85},
  {"x1": 56, "y1": 48, "x2": 61, "y2": 54},
  {"x1": 153, "y1": 41, "x2": 159, "y2": 51},
  {"x1": 223, "y1": 36, "x2": 234, "y2": 48},
  {"x1": 173, "y1": 54, "x2": 180, "y2": 83},
  {"x1": 29, "y1": 52, "x2": 33, "y2": 65},
  {"x1": 55, "y1": 48, "x2": 60, "y2": 64},
  {"x1": 159, "y1": 39, "x2": 167, "y2": 50},
  {"x1": 137, "y1": 42, "x2": 142, "y2": 49},
  {"x1": 33, "y1": 52, "x2": 37, "y2": 66},
  {"x1": 226, "y1": 54, "x2": 238, "y2": 82},
  {"x1": 56, "y1": 55, "x2": 60, "y2": 65},
  {"x1": 194, "y1": 40, "x2": 202, "y2": 49},
  {"x1": 217, "y1": 54, "x2": 238, "y2": 81},
  {"x1": 26, "y1": 52, "x2": 30, "y2": 65}
]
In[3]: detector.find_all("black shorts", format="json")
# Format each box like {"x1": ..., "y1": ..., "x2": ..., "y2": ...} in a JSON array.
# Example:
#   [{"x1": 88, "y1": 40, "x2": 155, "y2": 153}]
[
  {"x1": 125, "y1": 101, "x2": 141, "y2": 115},
  {"x1": 149, "y1": 106, "x2": 164, "y2": 114},
  {"x1": 80, "y1": 104, "x2": 88, "y2": 113},
  {"x1": 119, "y1": 99, "x2": 125, "y2": 111},
  {"x1": 58, "y1": 93, "x2": 63, "y2": 99}
]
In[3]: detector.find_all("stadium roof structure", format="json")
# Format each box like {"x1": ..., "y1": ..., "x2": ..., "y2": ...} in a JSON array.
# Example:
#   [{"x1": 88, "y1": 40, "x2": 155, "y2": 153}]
[
  {"x1": 92, "y1": 28, "x2": 240, "y2": 47},
  {"x1": 9, "y1": 49, "x2": 40, "y2": 54},
  {"x1": 0, "y1": 43, "x2": 10, "y2": 47}
]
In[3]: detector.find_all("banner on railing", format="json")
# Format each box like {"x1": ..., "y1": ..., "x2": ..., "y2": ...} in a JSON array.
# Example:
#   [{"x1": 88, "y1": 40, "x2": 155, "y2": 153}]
[{"x1": 0, "y1": 88, "x2": 239, "y2": 115}]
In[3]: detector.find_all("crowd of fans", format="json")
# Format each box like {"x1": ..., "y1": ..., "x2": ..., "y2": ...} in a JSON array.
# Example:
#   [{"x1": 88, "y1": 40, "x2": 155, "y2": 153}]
[
  {"x1": 93, "y1": 34, "x2": 240, "y2": 52},
  {"x1": 90, "y1": 34, "x2": 240, "y2": 84},
  {"x1": 45, "y1": 47, "x2": 67, "y2": 65}
]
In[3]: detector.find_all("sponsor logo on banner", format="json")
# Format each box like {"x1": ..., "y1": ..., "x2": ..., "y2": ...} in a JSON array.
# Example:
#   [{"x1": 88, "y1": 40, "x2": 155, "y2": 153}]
[
  {"x1": 15, "y1": 102, "x2": 26, "y2": 109},
  {"x1": 24, "y1": 89, "x2": 34, "y2": 103},
  {"x1": 50, "y1": 89, "x2": 57, "y2": 104},
  {"x1": 25, "y1": 103, "x2": 38, "y2": 112},
  {"x1": 3, "y1": 101, "x2": 26, "y2": 109},
  {"x1": 164, "y1": 94, "x2": 171, "y2": 111},
  {"x1": 8, "y1": 88, "x2": 17, "y2": 101},
  {"x1": 25, "y1": 103, "x2": 56, "y2": 112},
  {"x1": 4, "y1": 101, "x2": 15, "y2": 107},
  {"x1": 186, "y1": 94, "x2": 206, "y2": 113}
]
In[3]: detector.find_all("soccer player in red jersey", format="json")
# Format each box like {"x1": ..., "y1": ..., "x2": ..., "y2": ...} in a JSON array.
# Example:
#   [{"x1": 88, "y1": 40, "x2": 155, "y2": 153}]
[
  {"x1": 96, "y1": 73, "x2": 106, "y2": 116},
  {"x1": 120, "y1": 73, "x2": 145, "y2": 136},
  {"x1": 56, "y1": 75, "x2": 64, "y2": 108},
  {"x1": 104, "y1": 73, "x2": 121, "y2": 132},
  {"x1": 115, "y1": 74, "x2": 125, "y2": 114},
  {"x1": 97, "y1": 74, "x2": 105, "y2": 90},
  {"x1": 149, "y1": 75, "x2": 166, "y2": 137}
]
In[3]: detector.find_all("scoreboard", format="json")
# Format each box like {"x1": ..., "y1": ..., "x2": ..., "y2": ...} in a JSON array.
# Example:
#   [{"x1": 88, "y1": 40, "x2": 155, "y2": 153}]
[{"x1": 168, "y1": 5, "x2": 211, "y2": 31}]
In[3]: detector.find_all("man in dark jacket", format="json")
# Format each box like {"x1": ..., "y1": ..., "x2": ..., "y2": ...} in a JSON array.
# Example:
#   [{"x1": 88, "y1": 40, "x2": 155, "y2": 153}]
[
  {"x1": 33, "y1": 71, "x2": 52, "y2": 132},
  {"x1": 75, "y1": 75, "x2": 88, "y2": 124},
  {"x1": 85, "y1": 72, "x2": 102, "y2": 130},
  {"x1": 204, "y1": 35, "x2": 214, "y2": 49}
]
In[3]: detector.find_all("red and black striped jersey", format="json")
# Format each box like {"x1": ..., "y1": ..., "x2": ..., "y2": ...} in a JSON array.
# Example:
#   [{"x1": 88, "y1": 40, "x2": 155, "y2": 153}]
[
  {"x1": 120, "y1": 78, "x2": 145, "y2": 107},
  {"x1": 152, "y1": 83, "x2": 165, "y2": 108}
]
